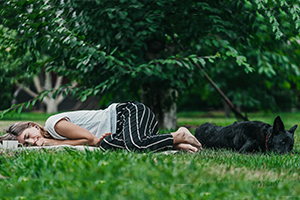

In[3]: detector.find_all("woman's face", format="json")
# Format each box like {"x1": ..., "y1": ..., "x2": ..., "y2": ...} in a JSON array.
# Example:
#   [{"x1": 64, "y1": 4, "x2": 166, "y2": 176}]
[{"x1": 17, "y1": 125, "x2": 43, "y2": 146}]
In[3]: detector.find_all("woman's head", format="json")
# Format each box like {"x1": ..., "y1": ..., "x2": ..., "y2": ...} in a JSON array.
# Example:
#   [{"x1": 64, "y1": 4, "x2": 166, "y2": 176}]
[{"x1": 2, "y1": 121, "x2": 51, "y2": 146}]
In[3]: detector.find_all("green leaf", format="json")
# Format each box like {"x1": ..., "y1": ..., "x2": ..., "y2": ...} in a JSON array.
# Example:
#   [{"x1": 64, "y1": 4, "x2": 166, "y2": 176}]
[
  {"x1": 17, "y1": 106, "x2": 23, "y2": 114},
  {"x1": 199, "y1": 58, "x2": 206, "y2": 67},
  {"x1": 10, "y1": 108, "x2": 16, "y2": 117},
  {"x1": 208, "y1": 58, "x2": 215, "y2": 63},
  {"x1": 110, "y1": 47, "x2": 118, "y2": 55},
  {"x1": 24, "y1": 101, "x2": 31, "y2": 109},
  {"x1": 81, "y1": 95, "x2": 87, "y2": 102}
]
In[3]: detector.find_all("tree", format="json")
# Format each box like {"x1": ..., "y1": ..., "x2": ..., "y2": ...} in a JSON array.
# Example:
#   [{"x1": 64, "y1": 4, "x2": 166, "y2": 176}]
[
  {"x1": 0, "y1": 25, "x2": 26, "y2": 111},
  {"x1": 0, "y1": 23, "x2": 76, "y2": 113},
  {"x1": 15, "y1": 69, "x2": 77, "y2": 113},
  {"x1": 1, "y1": 0, "x2": 300, "y2": 128}
]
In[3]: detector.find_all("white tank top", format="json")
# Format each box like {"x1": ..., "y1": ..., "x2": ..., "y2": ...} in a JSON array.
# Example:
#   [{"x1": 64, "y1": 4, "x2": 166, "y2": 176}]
[{"x1": 45, "y1": 103, "x2": 118, "y2": 140}]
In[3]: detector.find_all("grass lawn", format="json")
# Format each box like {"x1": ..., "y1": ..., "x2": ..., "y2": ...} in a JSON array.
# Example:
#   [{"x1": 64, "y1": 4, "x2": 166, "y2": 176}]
[{"x1": 0, "y1": 111, "x2": 300, "y2": 199}]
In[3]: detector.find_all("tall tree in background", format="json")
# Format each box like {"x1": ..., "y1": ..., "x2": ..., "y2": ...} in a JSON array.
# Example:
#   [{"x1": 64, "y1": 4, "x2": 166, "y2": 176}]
[
  {"x1": 15, "y1": 69, "x2": 77, "y2": 113},
  {"x1": 0, "y1": 24, "x2": 76, "y2": 113},
  {"x1": 1, "y1": 0, "x2": 300, "y2": 129}
]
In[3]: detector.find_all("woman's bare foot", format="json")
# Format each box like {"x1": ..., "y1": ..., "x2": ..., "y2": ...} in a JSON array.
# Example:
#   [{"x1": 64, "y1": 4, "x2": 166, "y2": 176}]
[
  {"x1": 171, "y1": 127, "x2": 203, "y2": 150},
  {"x1": 173, "y1": 143, "x2": 199, "y2": 153}
]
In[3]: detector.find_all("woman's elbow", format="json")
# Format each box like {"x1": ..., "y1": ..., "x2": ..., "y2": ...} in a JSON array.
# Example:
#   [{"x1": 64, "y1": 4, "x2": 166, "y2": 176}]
[{"x1": 87, "y1": 137, "x2": 99, "y2": 146}]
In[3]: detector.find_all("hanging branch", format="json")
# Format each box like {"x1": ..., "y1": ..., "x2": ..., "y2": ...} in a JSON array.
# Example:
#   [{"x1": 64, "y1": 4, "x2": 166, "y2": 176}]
[
  {"x1": 170, "y1": 33, "x2": 248, "y2": 121},
  {"x1": 189, "y1": 58, "x2": 248, "y2": 121}
]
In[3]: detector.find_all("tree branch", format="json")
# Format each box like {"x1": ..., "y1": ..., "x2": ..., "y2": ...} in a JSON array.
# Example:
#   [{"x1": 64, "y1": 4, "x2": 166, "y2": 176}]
[
  {"x1": 33, "y1": 76, "x2": 43, "y2": 93},
  {"x1": 44, "y1": 71, "x2": 52, "y2": 91},
  {"x1": 55, "y1": 80, "x2": 78, "y2": 105},
  {"x1": 190, "y1": 59, "x2": 248, "y2": 121},
  {"x1": 54, "y1": 76, "x2": 63, "y2": 90},
  {"x1": 15, "y1": 81, "x2": 38, "y2": 98},
  {"x1": 170, "y1": 34, "x2": 248, "y2": 121}
]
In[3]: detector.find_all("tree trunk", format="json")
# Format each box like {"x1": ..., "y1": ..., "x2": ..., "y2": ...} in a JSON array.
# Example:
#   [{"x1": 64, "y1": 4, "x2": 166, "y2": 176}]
[
  {"x1": 141, "y1": 84, "x2": 178, "y2": 130},
  {"x1": 16, "y1": 69, "x2": 76, "y2": 114},
  {"x1": 46, "y1": 98, "x2": 58, "y2": 113},
  {"x1": 224, "y1": 100, "x2": 231, "y2": 118},
  {"x1": 162, "y1": 100, "x2": 177, "y2": 130},
  {"x1": 142, "y1": 39, "x2": 178, "y2": 130}
]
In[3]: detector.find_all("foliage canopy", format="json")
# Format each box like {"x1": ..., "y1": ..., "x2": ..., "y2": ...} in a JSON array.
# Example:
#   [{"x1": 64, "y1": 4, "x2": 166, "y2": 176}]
[{"x1": 1, "y1": 0, "x2": 300, "y2": 116}]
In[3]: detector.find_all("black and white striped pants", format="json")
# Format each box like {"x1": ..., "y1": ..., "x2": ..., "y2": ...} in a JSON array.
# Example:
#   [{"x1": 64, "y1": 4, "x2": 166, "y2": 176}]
[{"x1": 99, "y1": 101, "x2": 174, "y2": 152}]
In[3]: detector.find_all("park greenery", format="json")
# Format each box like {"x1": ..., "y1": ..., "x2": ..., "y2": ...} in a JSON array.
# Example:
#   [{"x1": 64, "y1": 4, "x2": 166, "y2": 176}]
[
  {"x1": 1, "y1": 0, "x2": 300, "y2": 129},
  {"x1": 1, "y1": 1, "x2": 300, "y2": 199}
]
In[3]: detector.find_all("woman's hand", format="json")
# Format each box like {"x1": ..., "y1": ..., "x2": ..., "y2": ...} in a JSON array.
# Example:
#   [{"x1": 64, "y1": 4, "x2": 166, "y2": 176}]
[
  {"x1": 96, "y1": 132, "x2": 112, "y2": 146},
  {"x1": 34, "y1": 137, "x2": 88, "y2": 146},
  {"x1": 34, "y1": 137, "x2": 57, "y2": 146}
]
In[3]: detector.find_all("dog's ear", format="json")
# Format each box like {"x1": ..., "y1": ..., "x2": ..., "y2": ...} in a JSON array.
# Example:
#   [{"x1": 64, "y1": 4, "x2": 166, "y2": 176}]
[
  {"x1": 288, "y1": 125, "x2": 298, "y2": 135},
  {"x1": 273, "y1": 116, "x2": 285, "y2": 135}
]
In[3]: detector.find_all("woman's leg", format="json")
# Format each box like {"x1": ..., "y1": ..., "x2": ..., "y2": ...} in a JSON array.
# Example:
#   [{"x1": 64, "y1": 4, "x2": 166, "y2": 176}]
[
  {"x1": 120, "y1": 101, "x2": 174, "y2": 152},
  {"x1": 100, "y1": 101, "x2": 202, "y2": 153},
  {"x1": 99, "y1": 133, "x2": 126, "y2": 151}
]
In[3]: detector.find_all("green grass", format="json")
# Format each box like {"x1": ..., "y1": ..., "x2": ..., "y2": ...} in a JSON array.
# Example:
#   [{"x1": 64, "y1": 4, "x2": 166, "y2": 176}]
[
  {"x1": 1, "y1": 149, "x2": 300, "y2": 199},
  {"x1": 0, "y1": 112, "x2": 52, "y2": 121},
  {"x1": 0, "y1": 111, "x2": 300, "y2": 199}
]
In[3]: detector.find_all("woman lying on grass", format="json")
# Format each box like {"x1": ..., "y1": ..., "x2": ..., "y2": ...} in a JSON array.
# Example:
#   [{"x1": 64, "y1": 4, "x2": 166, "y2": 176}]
[{"x1": 0, "y1": 101, "x2": 202, "y2": 153}]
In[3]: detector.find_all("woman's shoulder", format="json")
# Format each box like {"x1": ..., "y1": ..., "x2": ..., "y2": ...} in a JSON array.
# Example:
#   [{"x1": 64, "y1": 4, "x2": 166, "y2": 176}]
[{"x1": 45, "y1": 112, "x2": 71, "y2": 127}]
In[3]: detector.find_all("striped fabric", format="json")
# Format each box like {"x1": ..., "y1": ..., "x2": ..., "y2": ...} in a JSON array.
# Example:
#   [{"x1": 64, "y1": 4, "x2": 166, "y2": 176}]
[{"x1": 99, "y1": 101, "x2": 174, "y2": 152}]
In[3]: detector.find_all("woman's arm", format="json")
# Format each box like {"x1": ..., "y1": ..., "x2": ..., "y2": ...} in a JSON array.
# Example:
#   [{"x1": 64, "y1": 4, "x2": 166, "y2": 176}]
[
  {"x1": 36, "y1": 137, "x2": 93, "y2": 146},
  {"x1": 43, "y1": 119, "x2": 99, "y2": 146}
]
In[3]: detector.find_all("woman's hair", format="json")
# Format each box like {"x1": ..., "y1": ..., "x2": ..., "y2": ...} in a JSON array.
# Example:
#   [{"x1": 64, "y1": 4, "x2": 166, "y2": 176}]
[{"x1": 0, "y1": 121, "x2": 52, "y2": 143}]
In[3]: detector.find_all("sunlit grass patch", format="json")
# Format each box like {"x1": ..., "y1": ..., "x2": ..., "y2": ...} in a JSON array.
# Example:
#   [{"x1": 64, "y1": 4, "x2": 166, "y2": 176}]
[{"x1": 0, "y1": 148, "x2": 300, "y2": 199}]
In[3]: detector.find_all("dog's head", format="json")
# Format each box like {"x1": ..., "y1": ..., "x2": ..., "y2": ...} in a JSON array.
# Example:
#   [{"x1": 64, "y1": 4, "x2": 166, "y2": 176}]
[{"x1": 266, "y1": 116, "x2": 297, "y2": 154}]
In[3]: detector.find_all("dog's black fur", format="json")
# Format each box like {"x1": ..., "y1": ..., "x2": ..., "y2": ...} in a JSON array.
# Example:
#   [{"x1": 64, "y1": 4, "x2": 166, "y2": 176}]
[{"x1": 194, "y1": 116, "x2": 297, "y2": 154}]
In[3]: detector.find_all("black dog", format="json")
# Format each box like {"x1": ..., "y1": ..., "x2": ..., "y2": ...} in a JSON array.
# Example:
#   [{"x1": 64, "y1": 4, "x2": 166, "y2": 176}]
[{"x1": 194, "y1": 116, "x2": 297, "y2": 154}]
